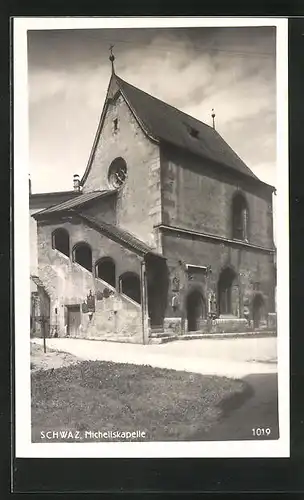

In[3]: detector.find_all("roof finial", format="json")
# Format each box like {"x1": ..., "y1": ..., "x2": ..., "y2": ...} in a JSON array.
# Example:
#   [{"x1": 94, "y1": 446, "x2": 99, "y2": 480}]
[
  {"x1": 211, "y1": 108, "x2": 216, "y2": 130},
  {"x1": 109, "y1": 45, "x2": 115, "y2": 74}
]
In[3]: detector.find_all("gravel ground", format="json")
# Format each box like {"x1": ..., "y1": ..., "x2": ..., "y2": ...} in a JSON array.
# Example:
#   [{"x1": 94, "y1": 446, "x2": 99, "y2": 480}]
[{"x1": 31, "y1": 343, "x2": 81, "y2": 372}]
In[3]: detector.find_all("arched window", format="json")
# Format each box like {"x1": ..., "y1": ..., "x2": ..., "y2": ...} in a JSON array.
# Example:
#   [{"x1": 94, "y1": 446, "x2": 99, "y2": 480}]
[
  {"x1": 218, "y1": 267, "x2": 238, "y2": 316},
  {"x1": 108, "y1": 157, "x2": 127, "y2": 189},
  {"x1": 232, "y1": 193, "x2": 249, "y2": 241},
  {"x1": 95, "y1": 257, "x2": 116, "y2": 288},
  {"x1": 119, "y1": 272, "x2": 141, "y2": 304},
  {"x1": 73, "y1": 242, "x2": 92, "y2": 272},
  {"x1": 52, "y1": 228, "x2": 70, "y2": 257}
]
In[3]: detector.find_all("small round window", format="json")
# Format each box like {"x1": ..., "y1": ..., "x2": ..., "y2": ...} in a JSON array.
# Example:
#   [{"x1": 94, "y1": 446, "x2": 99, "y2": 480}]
[{"x1": 108, "y1": 157, "x2": 127, "y2": 189}]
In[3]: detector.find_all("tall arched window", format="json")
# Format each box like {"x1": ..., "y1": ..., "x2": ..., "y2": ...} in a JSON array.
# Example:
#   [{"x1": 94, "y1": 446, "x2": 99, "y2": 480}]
[
  {"x1": 95, "y1": 257, "x2": 116, "y2": 288},
  {"x1": 52, "y1": 228, "x2": 70, "y2": 257},
  {"x1": 119, "y1": 272, "x2": 141, "y2": 304},
  {"x1": 218, "y1": 267, "x2": 238, "y2": 316},
  {"x1": 73, "y1": 242, "x2": 92, "y2": 272},
  {"x1": 232, "y1": 193, "x2": 249, "y2": 241}
]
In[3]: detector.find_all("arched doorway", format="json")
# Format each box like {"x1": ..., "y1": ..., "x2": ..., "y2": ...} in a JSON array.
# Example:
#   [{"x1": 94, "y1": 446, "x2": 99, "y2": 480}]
[
  {"x1": 218, "y1": 267, "x2": 238, "y2": 316},
  {"x1": 73, "y1": 242, "x2": 92, "y2": 272},
  {"x1": 186, "y1": 290, "x2": 206, "y2": 332},
  {"x1": 146, "y1": 258, "x2": 169, "y2": 328},
  {"x1": 119, "y1": 272, "x2": 141, "y2": 304},
  {"x1": 95, "y1": 257, "x2": 116, "y2": 288},
  {"x1": 252, "y1": 294, "x2": 265, "y2": 329}
]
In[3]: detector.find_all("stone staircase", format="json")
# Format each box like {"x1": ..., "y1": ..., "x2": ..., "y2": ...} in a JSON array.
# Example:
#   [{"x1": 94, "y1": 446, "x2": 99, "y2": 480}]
[
  {"x1": 148, "y1": 326, "x2": 176, "y2": 344},
  {"x1": 149, "y1": 326, "x2": 276, "y2": 344}
]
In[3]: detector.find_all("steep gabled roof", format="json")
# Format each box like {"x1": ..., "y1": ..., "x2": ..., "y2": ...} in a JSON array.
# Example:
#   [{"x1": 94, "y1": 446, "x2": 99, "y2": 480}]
[
  {"x1": 82, "y1": 73, "x2": 271, "y2": 187},
  {"x1": 115, "y1": 75, "x2": 260, "y2": 182}
]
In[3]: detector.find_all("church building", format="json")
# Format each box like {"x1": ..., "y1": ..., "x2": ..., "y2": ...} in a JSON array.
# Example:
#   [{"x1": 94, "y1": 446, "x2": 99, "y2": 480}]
[{"x1": 31, "y1": 58, "x2": 276, "y2": 344}]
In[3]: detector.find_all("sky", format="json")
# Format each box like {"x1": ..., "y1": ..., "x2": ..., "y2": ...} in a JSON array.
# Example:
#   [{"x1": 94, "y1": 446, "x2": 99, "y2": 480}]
[{"x1": 27, "y1": 26, "x2": 276, "y2": 194}]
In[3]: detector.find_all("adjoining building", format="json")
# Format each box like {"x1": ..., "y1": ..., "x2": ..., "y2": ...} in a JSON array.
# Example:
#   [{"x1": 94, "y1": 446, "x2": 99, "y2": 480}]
[
  {"x1": 30, "y1": 185, "x2": 80, "y2": 337},
  {"x1": 30, "y1": 63, "x2": 276, "y2": 343}
]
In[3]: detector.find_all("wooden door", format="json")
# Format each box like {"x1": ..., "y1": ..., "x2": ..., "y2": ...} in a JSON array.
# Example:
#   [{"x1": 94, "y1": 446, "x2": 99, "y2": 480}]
[{"x1": 67, "y1": 305, "x2": 81, "y2": 337}]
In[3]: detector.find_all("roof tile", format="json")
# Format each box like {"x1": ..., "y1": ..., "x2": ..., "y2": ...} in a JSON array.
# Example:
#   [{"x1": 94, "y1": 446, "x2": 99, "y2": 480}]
[
  {"x1": 76, "y1": 212, "x2": 162, "y2": 257},
  {"x1": 116, "y1": 75, "x2": 260, "y2": 181}
]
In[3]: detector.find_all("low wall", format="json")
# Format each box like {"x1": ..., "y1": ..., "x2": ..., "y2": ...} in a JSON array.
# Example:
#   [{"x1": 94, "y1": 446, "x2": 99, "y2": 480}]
[
  {"x1": 211, "y1": 318, "x2": 248, "y2": 334},
  {"x1": 158, "y1": 317, "x2": 258, "y2": 336},
  {"x1": 79, "y1": 285, "x2": 143, "y2": 344}
]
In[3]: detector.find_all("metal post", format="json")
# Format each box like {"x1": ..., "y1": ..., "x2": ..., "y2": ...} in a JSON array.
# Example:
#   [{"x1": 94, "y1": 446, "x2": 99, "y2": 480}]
[
  {"x1": 42, "y1": 317, "x2": 46, "y2": 353},
  {"x1": 55, "y1": 307, "x2": 58, "y2": 338}
]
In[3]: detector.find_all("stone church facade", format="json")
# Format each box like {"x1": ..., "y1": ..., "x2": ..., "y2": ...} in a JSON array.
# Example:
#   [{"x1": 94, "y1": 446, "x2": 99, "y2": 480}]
[{"x1": 31, "y1": 69, "x2": 276, "y2": 343}]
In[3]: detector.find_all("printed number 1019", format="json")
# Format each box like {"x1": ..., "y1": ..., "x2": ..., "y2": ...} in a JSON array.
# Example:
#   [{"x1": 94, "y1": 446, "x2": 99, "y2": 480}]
[{"x1": 252, "y1": 427, "x2": 271, "y2": 437}]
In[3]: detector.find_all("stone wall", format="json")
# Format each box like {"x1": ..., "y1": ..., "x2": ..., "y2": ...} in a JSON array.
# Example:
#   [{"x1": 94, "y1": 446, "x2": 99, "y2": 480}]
[
  {"x1": 82, "y1": 86, "x2": 162, "y2": 251},
  {"x1": 85, "y1": 284, "x2": 143, "y2": 343},
  {"x1": 162, "y1": 230, "x2": 276, "y2": 321},
  {"x1": 80, "y1": 194, "x2": 117, "y2": 225},
  {"x1": 30, "y1": 191, "x2": 79, "y2": 275},
  {"x1": 36, "y1": 217, "x2": 143, "y2": 342},
  {"x1": 30, "y1": 209, "x2": 39, "y2": 275},
  {"x1": 160, "y1": 145, "x2": 274, "y2": 249}
]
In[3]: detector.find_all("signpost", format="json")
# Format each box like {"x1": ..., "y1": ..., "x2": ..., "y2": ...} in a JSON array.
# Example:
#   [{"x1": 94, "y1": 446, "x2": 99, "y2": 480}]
[{"x1": 37, "y1": 315, "x2": 49, "y2": 353}]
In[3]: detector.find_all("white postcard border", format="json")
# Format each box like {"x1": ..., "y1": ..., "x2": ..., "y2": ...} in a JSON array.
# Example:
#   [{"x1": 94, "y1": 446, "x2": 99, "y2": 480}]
[{"x1": 14, "y1": 16, "x2": 289, "y2": 458}]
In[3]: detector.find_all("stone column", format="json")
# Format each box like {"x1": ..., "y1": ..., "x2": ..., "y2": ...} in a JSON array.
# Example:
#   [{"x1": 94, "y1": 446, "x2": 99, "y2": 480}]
[{"x1": 140, "y1": 259, "x2": 149, "y2": 344}]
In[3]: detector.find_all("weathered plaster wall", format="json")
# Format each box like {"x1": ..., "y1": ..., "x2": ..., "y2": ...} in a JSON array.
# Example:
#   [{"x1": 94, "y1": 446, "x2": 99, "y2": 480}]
[
  {"x1": 30, "y1": 209, "x2": 39, "y2": 275},
  {"x1": 36, "y1": 217, "x2": 143, "y2": 342},
  {"x1": 83, "y1": 92, "x2": 162, "y2": 250},
  {"x1": 160, "y1": 145, "x2": 274, "y2": 249},
  {"x1": 80, "y1": 194, "x2": 117, "y2": 225},
  {"x1": 162, "y1": 230, "x2": 276, "y2": 320},
  {"x1": 30, "y1": 191, "x2": 79, "y2": 275}
]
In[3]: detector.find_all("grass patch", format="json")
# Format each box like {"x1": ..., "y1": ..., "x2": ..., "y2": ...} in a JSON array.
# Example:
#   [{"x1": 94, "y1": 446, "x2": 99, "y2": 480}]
[{"x1": 31, "y1": 359, "x2": 248, "y2": 442}]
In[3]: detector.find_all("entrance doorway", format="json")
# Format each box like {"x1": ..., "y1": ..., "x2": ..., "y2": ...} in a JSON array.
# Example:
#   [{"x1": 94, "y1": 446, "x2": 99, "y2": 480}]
[
  {"x1": 186, "y1": 290, "x2": 205, "y2": 332},
  {"x1": 218, "y1": 267, "x2": 237, "y2": 316},
  {"x1": 146, "y1": 257, "x2": 169, "y2": 329},
  {"x1": 66, "y1": 305, "x2": 81, "y2": 337},
  {"x1": 252, "y1": 294, "x2": 264, "y2": 329},
  {"x1": 119, "y1": 272, "x2": 141, "y2": 304}
]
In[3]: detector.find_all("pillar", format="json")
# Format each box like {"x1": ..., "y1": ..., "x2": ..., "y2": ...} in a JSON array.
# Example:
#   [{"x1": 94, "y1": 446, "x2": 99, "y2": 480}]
[{"x1": 140, "y1": 259, "x2": 149, "y2": 344}]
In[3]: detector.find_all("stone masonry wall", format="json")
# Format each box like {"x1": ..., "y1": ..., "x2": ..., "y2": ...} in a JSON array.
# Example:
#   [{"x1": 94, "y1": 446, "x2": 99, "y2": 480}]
[
  {"x1": 36, "y1": 218, "x2": 143, "y2": 342},
  {"x1": 162, "y1": 231, "x2": 276, "y2": 321},
  {"x1": 82, "y1": 90, "x2": 162, "y2": 251},
  {"x1": 160, "y1": 145, "x2": 274, "y2": 249},
  {"x1": 80, "y1": 194, "x2": 117, "y2": 225}
]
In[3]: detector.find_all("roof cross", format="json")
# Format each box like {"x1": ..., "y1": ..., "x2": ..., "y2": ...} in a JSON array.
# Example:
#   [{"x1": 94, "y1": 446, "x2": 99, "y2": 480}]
[
  {"x1": 109, "y1": 44, "x2": 115, "y2": 73},
  {"x1": 211, "y1": 108, "x2": 216, "y2": 130}
]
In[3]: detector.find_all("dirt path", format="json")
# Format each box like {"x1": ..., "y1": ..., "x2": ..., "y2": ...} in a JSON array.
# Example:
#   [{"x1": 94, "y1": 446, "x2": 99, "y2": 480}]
[
  {"x1": 31, "y1": 342, "x2": 80, "y2": 372},
  {"x1": 31, "y1": 337, "x2": 277, "y2": 378}
]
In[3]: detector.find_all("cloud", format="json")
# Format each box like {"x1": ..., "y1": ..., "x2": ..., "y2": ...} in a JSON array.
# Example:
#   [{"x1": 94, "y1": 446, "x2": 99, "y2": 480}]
[{"x1": 27, "y1": 26, "x2": 276, "y2": 193}]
